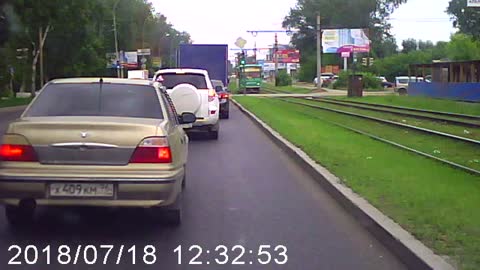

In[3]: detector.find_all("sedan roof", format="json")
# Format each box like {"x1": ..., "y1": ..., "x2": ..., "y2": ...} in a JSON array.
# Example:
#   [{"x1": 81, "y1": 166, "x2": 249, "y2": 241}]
[{"x1": 49, "y1": 78, "x2": 153, "y2": 86}]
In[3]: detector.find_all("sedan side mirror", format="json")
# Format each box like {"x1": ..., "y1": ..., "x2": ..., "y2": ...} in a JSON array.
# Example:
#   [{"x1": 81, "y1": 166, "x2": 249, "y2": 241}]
[{"x1": 179, "y1": 112, "x2": 196, "y2": 124}]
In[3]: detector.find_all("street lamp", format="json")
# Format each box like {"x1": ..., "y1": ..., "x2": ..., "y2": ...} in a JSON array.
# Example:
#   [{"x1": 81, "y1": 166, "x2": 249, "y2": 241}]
[
  {"x1": 113, "y1": 0, "x2": 121, "y2": 78},
  {"x1": 166, "y1": 33, "x2": 179, "y2": 67}
]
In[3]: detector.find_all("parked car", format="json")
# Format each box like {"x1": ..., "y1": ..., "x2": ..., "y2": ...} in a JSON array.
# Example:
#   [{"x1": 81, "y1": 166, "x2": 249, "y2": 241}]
[
  {"x1": 154, "y1": 68, "x2": 220, "y2": 140},
  {"x1": 0, "y1": 78, "x2": 196, "y2": 227},
  {"x1": 314, "y1": 73, "x2": 336, "y2": 87},
  {"x1": 377, "y1": 76, "x2": 394, "y2": 88},
  {"x1": 211, "y1": 79, "x2": 230, "y2": 119},
  {"x1": 395, "y1": 76, "x2": 424, "y2": 94}
]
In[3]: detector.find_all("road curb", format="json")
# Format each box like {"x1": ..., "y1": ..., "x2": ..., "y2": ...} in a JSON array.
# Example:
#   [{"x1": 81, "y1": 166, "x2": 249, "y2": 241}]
[
  {"x1": 232, "y1": 99, "x2": 455, "y2": 270},
  {"x1": 0, "y1": 105, "x2": 27, "y2": 113}
]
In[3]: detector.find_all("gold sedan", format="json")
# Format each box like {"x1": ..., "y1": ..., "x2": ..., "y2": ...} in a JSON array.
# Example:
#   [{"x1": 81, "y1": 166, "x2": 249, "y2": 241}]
[{"x1": 0, "y1": 78, "x2": 196, "y2": 227}]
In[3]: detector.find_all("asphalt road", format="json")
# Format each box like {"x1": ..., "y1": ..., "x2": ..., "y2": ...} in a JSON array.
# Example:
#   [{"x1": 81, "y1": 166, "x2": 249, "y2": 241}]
[{"x1": 0, "y1": 105, "x2": 407, "y2": 270}]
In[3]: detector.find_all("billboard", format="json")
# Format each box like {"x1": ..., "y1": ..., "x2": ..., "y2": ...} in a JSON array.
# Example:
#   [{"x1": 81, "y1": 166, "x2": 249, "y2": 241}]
[
  {"x1": 122, "y1": 51, "x2": 138, "y2": 68},
  {"x1": 468, "y1": 0, "x2": 480, "y2": 7},
  {"x1": 322, "y1": 29, "x2": 370, "y2": 54},
  {"x1": 275, "y1": 49, "x2": 300, "y2": 63}
]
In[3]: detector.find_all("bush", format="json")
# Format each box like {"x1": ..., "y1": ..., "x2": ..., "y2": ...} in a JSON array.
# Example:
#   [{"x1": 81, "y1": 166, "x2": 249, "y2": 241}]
[
  {"x1": 361, "y1": 72, "x2": 382, "y2": 90},
  {"x1": 333, "y1": 71, "x2": 349, "y2": 89},
  {"x1": 332, "y1": 71, "x2": 381, "y2": 90},
  {"x1": 275, "y1": 70, "x2": 292, "y2": 86}
]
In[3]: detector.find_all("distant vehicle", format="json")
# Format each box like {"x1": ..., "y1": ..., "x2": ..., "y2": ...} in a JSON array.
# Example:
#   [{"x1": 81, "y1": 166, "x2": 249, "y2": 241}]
[
  {"x1": 377, "y1": 76, "x2": 394, "y2": 88},
  {"x1": 239, "y1": 64, "x2": 263, "y2": 94},
  {"x1": 211, "y1": 79, "x2": 230, "y2": 119},
  {"x1": 314, "y1": 73, "x2": 335, "y2": 87},
  {"x1": 177, "y1": 44, "x2": 228, "y2": 86},
  {"x1": 395, "y1": 76, "x2": 424, "y2": 94},
  {"x1": 0, "y1": 78, "x2": 196, "y2": 227},
  {"x1": 154, "y1": 68, "x2": 220, "y2": 139}
]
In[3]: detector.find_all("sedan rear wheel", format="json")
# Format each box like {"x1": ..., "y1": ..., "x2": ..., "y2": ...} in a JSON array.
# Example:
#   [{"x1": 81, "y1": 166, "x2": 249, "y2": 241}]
[
  {"x1": 5, "y1": 205, "x2": 35, "y2": 228},
  {"x1": 161, "y1": 193, "x2": 182, "y2": 226}
]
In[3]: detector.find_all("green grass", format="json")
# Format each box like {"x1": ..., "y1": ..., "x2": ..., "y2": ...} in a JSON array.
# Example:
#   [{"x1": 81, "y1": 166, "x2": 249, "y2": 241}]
[
  {"x1": 293, "y1": 98, "x2": 480, "y2": 141},
  {"x1": 228, "y1": 80, "x2": 238, "y2": 92},
  {"x1": 234, "y1": 96, "x2": 480, "y2": 270},
  {"x1": 331, "y1": 96, "x2": 480, "y2": 116},
  {"x1": 0, "y1": 97, "x2": 32, "y2": 108},
  {"x1": 262, "y1": 82, "x2": 313, "y2": 94}
]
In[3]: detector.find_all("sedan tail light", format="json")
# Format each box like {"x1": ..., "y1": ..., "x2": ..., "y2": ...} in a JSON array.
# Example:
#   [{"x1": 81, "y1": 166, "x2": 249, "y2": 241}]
[
  {"x1": 220, "y1": 93, "x2": 229, "y2": 99},
  {"x1": 129, "y1": 137, "x2": 172, "y2": 164},
  {"x1": 0, "y1": 144, "x2": 38, "y2": 162}
]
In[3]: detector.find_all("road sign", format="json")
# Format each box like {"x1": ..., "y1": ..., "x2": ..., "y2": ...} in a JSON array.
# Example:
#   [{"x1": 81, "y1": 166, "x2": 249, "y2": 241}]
[
  {"x1": 141, "y1": 57, "x2": 147, "y2": 64},
  {"x1": 137, "y1": 48, "x2": 151, "y2": 56},
  {"x1": 235, "y1": 37, "x2": 247, "y2": 49},
  {"x1": 468, "y1": 0, "x2": 480, "y2": 7}
]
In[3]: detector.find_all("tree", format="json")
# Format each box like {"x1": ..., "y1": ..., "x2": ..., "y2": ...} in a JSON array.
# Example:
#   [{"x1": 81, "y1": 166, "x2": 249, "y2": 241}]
[
  {"x1": 446, "y1": 33, "x2": 480, "y2": 60},
  {"x1": 401, "y1": 38, "x2": 417, "y2": 53},
  {"x1": 418, "y1": 40, "x2": 434, "y2": 50},
  {"x1": 447, "y1": 0, "x2": 480, "y2": 39},
  {"x1": 1, "y1": 0, "x2": 191, "y2": 95}
]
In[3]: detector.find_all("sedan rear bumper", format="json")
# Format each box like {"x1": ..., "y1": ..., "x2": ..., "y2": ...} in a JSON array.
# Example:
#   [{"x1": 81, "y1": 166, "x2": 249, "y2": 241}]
[{"x1": 0, "y1": 175, "x2": 183, "y2": 207}]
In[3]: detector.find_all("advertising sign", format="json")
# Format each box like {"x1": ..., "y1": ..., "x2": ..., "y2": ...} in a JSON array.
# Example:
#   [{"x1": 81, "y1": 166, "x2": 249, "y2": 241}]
[
  {"x1": 137, "y1": 48, "x2": 151, "y2": 56},
  {"x1": 275, "y1": 49, "x2": 300, "y2": 63},
  {"x1": 123, "y1": 51, "x2": 138, "y2": 68},
  {"x1": 322, "y1": 29, "x2": 370, "y2": 53},
  {"x1": 468, "y1": 0, "x2": 480, "y2": 7}
]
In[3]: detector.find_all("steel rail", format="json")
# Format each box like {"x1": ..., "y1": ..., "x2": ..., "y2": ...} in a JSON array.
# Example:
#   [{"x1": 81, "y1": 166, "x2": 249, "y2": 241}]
[
  {"x1": 299, "y1": 97, "x2": 480, "y2": 128},
  {"x1": 278, "y1": 98, "x2": 480, "y2": 146}
]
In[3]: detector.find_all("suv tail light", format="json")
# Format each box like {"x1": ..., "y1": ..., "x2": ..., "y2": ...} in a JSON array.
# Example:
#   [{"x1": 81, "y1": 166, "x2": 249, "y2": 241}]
[
  {"x1": 208, "y1": 89, "x2": 217, "y2": 102},
  {"x1": 0, "y1": 144, "x2": 38, "y2": 162},
  {"x1": 129, "y1": 137, "x2": 172, "y2": 163}
]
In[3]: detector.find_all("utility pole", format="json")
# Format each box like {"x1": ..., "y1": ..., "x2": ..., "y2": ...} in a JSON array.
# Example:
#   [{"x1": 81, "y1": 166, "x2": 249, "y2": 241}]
[
  {"x1": 316, "y1": 13, "x2": 322, "y2": 91},
  {"x1": 274, "y1": 33, "x2": 278, "y2": 86},
  {"x1": 39, "y1": 27, "x2": 44, "y2": 87},
  {"x1": 113, "y1": 0, "x2": 120, "y2": 78}
]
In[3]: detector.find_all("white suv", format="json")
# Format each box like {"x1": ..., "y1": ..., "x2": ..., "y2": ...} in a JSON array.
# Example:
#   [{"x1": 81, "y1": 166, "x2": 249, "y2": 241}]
[{"x1": 153, "y1": 69, "x2": 220, "y2": 139}]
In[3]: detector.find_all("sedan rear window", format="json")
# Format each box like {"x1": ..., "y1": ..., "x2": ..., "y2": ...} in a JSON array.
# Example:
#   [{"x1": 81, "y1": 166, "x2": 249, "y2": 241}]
[
  {"x1": 24, "y1": 83, "x2": 163, "y2": 119},
  {"x1": 158, "y1": 73, "x2": 207, "y2": 89}
]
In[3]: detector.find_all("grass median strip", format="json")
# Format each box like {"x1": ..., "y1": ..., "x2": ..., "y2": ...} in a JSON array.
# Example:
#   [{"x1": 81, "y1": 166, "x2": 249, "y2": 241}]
[
  {"x1": 292, "y1": 98, "x2": 480, "y2": 141},
  {"x1": 281, "y1": 97, "x2": 480, "y2": 171},
  {"x1": 262, "y1": 83, "x2": 313, "y2": 94},
  {"x1": 331, "y1": 96, "x2": 480, "y2": 116},
  {"x1": 0, "y1": 97, "x2": 32, "y2": 108},
  {"x1": 234, "y1": 96, "x2": 480, "y2": 270}
]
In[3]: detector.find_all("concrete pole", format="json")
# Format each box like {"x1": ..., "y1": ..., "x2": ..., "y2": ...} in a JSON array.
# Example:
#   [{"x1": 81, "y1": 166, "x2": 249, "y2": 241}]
[
  {"x1": 343, "y1": 57, "x2": 348, "y2": 71},
  {"x1": 274, "y1": 33, "x2": 278, "y2": 86},
  {"x1": 113, "y1": 0, "x2": 120, "y2": 78},
  {"x1": 316, "y1": 14, "x2": 322, "y2": 91}
]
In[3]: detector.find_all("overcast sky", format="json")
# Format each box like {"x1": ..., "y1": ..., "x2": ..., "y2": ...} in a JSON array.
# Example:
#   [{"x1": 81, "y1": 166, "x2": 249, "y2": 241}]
[{"x1": 150, "y1": 0, "x2": 457, "y2": 60}]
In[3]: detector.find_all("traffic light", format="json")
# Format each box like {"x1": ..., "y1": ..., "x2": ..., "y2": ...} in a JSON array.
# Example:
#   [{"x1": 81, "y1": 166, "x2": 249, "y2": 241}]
[
  {"x1": 362, "y1": 58, "x2": 368, "y2": 67},
  {"x1": 369, "y1": 58, "x2": 374, "y2": 66},
  {"x1": 239, "y1": 52, "x2": 246, "y2": 66}
]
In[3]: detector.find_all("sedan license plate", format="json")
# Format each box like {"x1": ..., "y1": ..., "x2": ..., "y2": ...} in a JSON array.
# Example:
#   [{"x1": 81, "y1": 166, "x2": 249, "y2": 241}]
[{"x1": 49, "y1": 183, "x2": 114, "y2": 198}]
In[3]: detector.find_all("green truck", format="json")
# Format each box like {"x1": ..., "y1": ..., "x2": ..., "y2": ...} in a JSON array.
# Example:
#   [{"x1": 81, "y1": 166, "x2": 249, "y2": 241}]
[{"x1": 239, "y1": 64, "x2": 263, "y2": 94}]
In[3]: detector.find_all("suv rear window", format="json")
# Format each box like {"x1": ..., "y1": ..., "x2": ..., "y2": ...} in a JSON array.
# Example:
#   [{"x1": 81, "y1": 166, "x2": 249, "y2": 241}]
[
  {"x1": 158, "y1": 73, "x2": 207, "y2": 89},
  {"x1": 24, "y1": 83, "x2": 163, "y2": 119}
]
